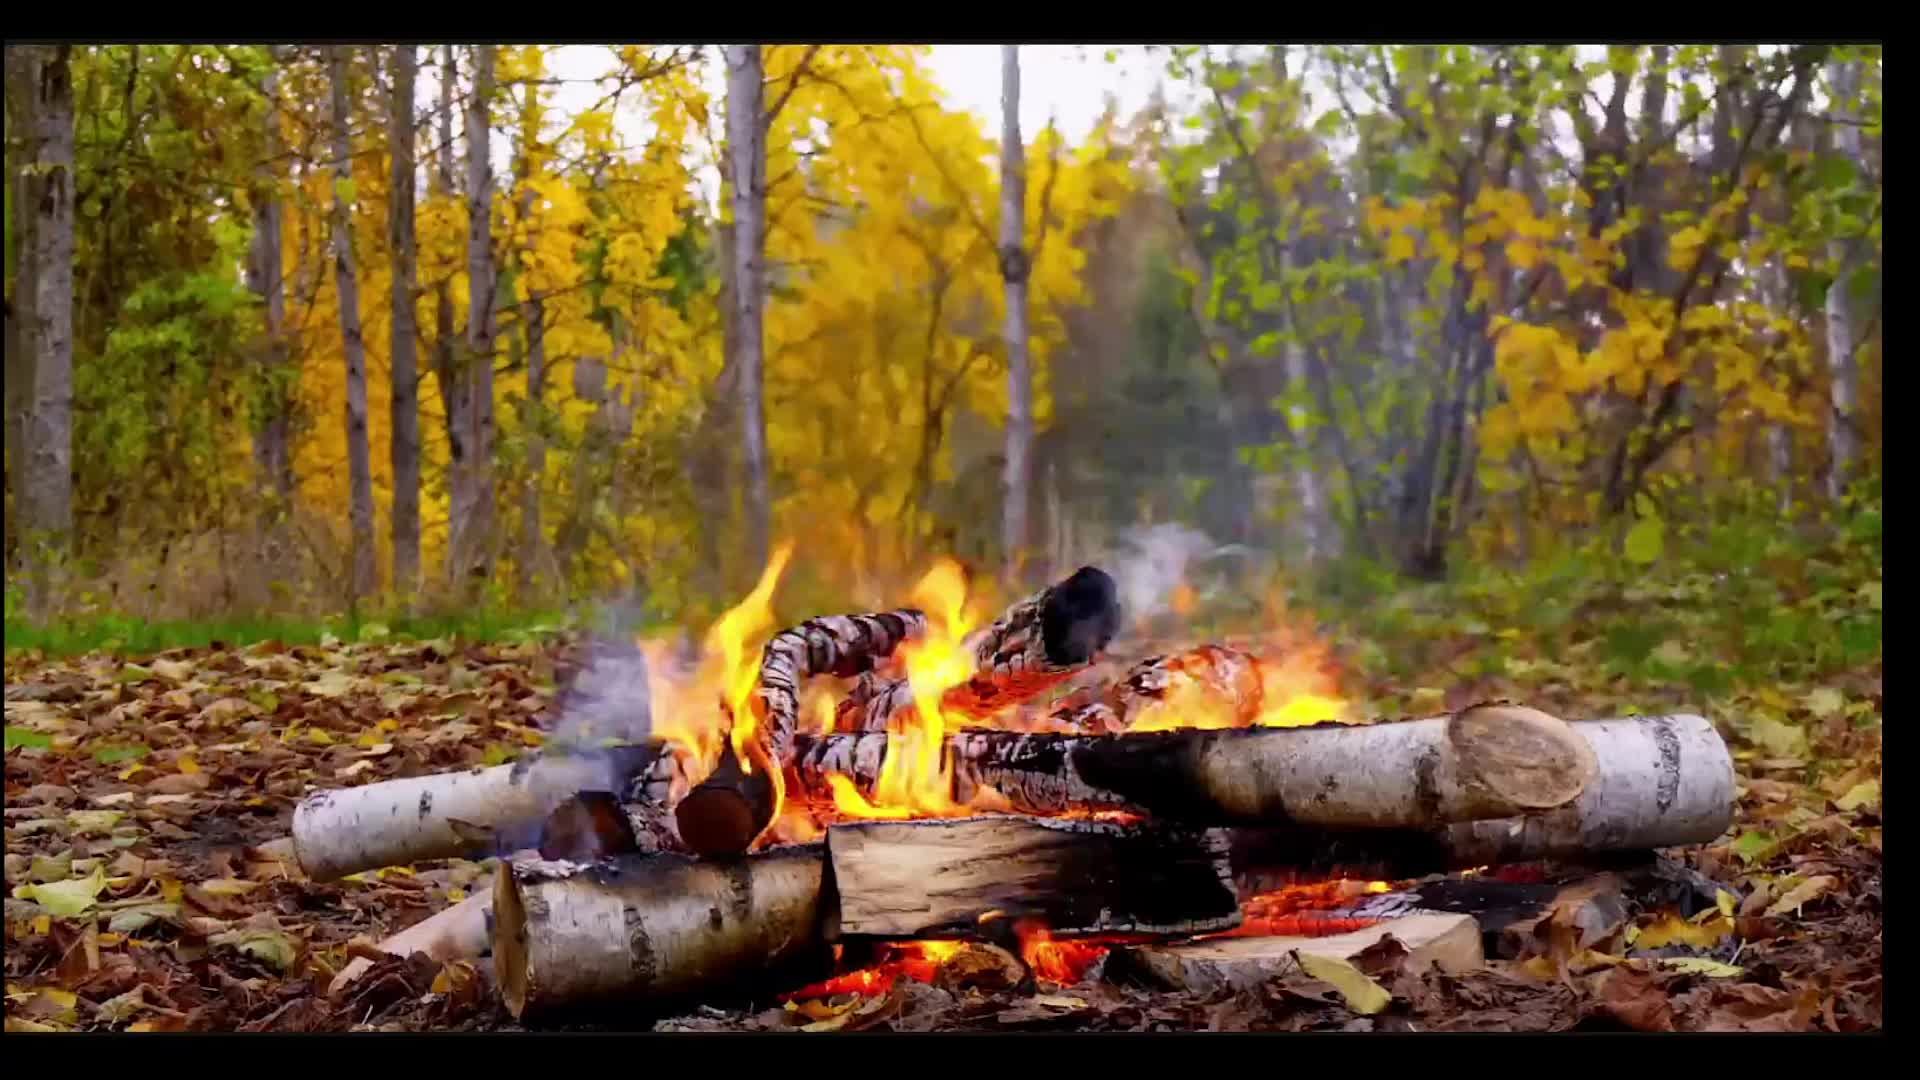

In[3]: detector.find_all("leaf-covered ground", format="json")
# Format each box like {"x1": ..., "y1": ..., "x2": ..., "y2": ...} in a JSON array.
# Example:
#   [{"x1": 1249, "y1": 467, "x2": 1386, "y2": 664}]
[{"x1": 4, "y1": 606, "x2": 1881, "y2": 1032}]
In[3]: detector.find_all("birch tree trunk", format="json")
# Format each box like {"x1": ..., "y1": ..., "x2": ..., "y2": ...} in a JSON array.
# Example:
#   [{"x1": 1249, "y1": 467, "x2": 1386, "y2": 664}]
[
  {"x1": 723, "y1": 45, "x2": 770, "y2": 577},
  {"x1": 999, "y1": 44, "x2": 1034, "y2": 583},
  {"x1": 431, "y1": 46, "x2": 465, "y2": 583},
  {"x1": 7, "y1": 44, "x2": 76, "y2": 611},
  {"x1": 326, "y1": 46, "x2": 378, "y2": 601},
  {"x1": 1824, "y1": 57, "x2": 1863, "y2": 502},
  {"x1": 388, "y1": 45, "x2": 423, "y2": 602},
  {"x1": 520, "y1": 295, "x2": 548, "y2": 598},
  {"x1": 247, "y1": 48, "x2": 295, "y2": 523},
  {"x1": 454, "y1": 44, "x2": 498, "y2": 596}
]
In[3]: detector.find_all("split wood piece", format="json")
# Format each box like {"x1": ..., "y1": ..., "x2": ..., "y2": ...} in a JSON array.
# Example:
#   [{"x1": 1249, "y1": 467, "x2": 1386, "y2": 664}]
[
  {"x1": 493, "y1": 845, "x2": 834, "y2": 1021},
  {"x1": 327, "y1": 890, "x2": 496, "y2": 997},
  {"x1": 289, "y1": 742, "x2": 667, "y2": 881},
  {"x1": 676, "y1": 609, "x2": 924, "y2": 859},
  {"x1": 537, "y1": 789, "x2": 684, "y2": 862},
  {"x1": 793, "y1": 704, "x2": 1596, "y2": 829},
  {"x1": 844, "y1": 566, "x2": 1127, "y2": 732},
  {"x1": 827, "y1": 815, "x2": 1240, "y2": 939},
  {"x1": 1431, "y1": 713, "x2": 1735, "y2": 865},
  {"x1": 1054, "y1": 644, "x2": 1265, "y2": 732},
  {"x1": 1111, "y1": 912, "x2": 1483, "y2": 996}
]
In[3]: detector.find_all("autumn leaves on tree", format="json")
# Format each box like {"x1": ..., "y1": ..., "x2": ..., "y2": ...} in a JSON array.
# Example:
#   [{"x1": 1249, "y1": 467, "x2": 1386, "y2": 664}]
[{"x1": 1, "y1": 45, "x2": 1882, "y2": 618}]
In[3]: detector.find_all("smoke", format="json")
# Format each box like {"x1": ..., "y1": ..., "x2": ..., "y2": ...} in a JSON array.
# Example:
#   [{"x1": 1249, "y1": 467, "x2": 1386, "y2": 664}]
[{"x1": 1102, "y1": 522, "x2": 1246, "y2": 631}]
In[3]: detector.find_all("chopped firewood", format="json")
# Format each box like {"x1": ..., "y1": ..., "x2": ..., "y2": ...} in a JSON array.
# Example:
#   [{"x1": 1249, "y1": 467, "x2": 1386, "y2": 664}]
[
  {"x1": 936, "y1": 564, "x2": 1123, "y2": 719},
  {"x1": 1431, "y1": 714, "x2": 1735, "y2": 865},
  {"x1": 326, "y1": 891, "x2": 496, "y2": 998},
  {"x1": 287, "y1": 743, "x2": 668, "y2": 881},
  {"x1": 794, "y1": 704, "x2": 1597, "y2": 830},
  {"x1": 492, "y1": 846, "x2": 834, "y2": 1021},
  {"x1": 826, "y1": 815, "x2": 1239, "y2": 939},
  {"x1": 1111, "y1": 912, "x2": 1483, "y2": 996}
]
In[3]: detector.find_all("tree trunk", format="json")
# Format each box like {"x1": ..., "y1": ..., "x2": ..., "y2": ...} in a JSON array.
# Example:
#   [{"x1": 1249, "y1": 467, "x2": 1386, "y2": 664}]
[
  {"x1": 520, "y1": 294, "x2": 547, "y2": 600},
  {"x1": 326, "y1": 46, "x2": 378, "y2": 602},
  {"x1": 999, "y1": 44, "x2": 1034, "y2": 583},
  {"x1": 1824, "y1": 56, "x2": 1863, "y2": 501},
  {"x1": 432, "y1": 46, "x2": 465, "y2": 585},
  {"x1": 451, "y1": 44, "x2": 497, "y2": 597},
  {"x1": 828, "y1": 815, "x2": 1239, "y2": 939},
  {"x1": 387, "y1": 46, "x2": 422, "y2": 603},
  {"x1": 247, "y1": 48, "x2": 295, "y2": 522},
  {"x1": 8, "y1": 44, "x2": 76, "y2": 611},
  {"x1": 723, "y1": 46, "x2": 770, "y2": 577}
]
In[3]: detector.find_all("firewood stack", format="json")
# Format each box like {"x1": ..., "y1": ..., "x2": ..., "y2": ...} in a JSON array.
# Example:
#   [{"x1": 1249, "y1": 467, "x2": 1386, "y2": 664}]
[{"x1": 281, "y1": 564, "x2": 1738, "y2": 1022}]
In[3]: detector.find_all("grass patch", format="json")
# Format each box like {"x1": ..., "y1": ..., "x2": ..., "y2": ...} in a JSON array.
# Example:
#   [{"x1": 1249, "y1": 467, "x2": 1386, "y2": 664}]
[{"x1": 3, "y1": 607, "x2": 588, "y2": 659}]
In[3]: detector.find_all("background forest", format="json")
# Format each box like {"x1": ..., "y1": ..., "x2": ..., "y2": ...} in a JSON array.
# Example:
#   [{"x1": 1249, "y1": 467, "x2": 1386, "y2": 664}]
[{"x1": 4, "y1": 44, "x2": 1882, "y2": 661}]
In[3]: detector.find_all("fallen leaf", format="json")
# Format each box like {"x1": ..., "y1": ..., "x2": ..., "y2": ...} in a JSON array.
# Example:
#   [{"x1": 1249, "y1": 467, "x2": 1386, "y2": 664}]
[
  {"x1": 1834, "y1": 780, "x2": 1879, "y2": 813},
  {"x1": 1293, "y1": 951, "x2": 1391, "y2": 1015},
  {"x1": 1596, "y1": 965, "x2": 1674, "y2": 1031},
  {"x1": 210, "y1": 928, "x2": 299, "y2": 972},
  {"x1": 1802, "y1": 687, "x2": 1843, "y2": 718},
  {"x1": 107, "y1": 902, "x2": 181, "y2": 934},
  {"x1": 1658, "y1": 958, "x2": 1745, "y2": 978},
  {"x1": 1764, "y1": 875, "x2": 1837, "y2": 917},
  {"x1": 1634, "y1": 913, "x2": 1733, "y2": 950},
  {"x1": 10, "y1": 865, "x2": 108, "y2": 917},
  {"x1": 27, "y1": 852, "x2": 75, "y2": 883},
  {"x1": 197, "y1": 878, "x2": 262, "y2": 897}
]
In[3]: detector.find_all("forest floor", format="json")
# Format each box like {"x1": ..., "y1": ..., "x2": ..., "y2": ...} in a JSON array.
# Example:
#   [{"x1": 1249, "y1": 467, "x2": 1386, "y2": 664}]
[{"x1": 3, "y1": 537, "x2": 1882, "y2": 1032}]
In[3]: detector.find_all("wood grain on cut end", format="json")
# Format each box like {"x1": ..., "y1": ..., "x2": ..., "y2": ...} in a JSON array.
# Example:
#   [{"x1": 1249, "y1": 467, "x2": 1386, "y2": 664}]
[
  {"x1": 492, "y1": 860, "x2": 532, "y2": 1019},
  {"x1": 1448, "y1": 704, "x2": 1597, "y2": 811}
]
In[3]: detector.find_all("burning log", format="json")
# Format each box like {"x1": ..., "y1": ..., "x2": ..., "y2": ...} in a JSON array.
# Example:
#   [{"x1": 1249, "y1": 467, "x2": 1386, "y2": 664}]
[
  {"x1": 288, "y1": 743, "x2": 668, "y2": 881},
  {"x1": 492, "y1": 846, "x2": 834, "y2": 1021},
  {"x1": 793, "y1": 704, "x2": 1597, "y2": 830},
  {"x1": 941, "y1": 564, "x2": 1123, "y2": 718},
  {"x1": 827, "y1": 815, "x2": 1240, "y2": 939},
  {"x1": 678, "y1": 567, "x2": 1120, "y2": 857}
]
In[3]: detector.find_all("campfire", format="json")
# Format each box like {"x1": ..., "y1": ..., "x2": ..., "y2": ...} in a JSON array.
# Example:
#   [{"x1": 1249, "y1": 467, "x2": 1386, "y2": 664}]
[{"x1": 277, "y1": 549, "x2": 1737, "y2": 1022}]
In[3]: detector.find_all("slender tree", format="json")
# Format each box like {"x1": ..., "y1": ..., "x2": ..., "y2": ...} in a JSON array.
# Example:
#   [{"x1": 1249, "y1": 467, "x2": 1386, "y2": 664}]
[
  {"x1": 999, "y1": 44, "x2": 1033, "y2": 582},
  {"x1": 388, "y1": 45, "x2": 422, "y2": 602},
  {"x1": 724, "y1": 45, "x2": 770, "y2": 575},
  {"x1": 325, "y1": 46, "x2": 377, "y2": 600}
]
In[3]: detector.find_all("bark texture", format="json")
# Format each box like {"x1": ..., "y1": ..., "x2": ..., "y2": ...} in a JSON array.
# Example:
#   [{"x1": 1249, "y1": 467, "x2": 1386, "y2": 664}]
[
  {"x1": 450, "y1": 44, "x2": 497, "y2": 594},
  {"x1": 493, "y1": 846, "x2": 834, "y2": 1021},
  {"x1": 387, "y1": 45, "x2": 422, "y2": 600},
  {"x1": 326, "y1": 46, "x2": 377, "y2": 600},
  {"x1": 724, "y1": 45, "x2": 771, "y2": 574},
  {"x1": 999, "y1": 44, "x2": 1033, "y2": 580},
  {"x1": 828, "y1": 815, "x2": 1239, "y2": 939},
  {"x1": 247, "y1": 48, "x2": 295, "y2": 516}
]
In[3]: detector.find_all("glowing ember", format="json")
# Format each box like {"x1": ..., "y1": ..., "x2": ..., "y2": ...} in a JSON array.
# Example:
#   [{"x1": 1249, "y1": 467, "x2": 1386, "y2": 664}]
[
  {"x1": 1215, "y1": 878, "x2": 1399, "y2": 939},
  {"x1": 1016, "y1": 922, "x2": 1111, "y2": 985},
  {"x1": 780, "y1": 940, "x2": 965, "y2": 1002}
]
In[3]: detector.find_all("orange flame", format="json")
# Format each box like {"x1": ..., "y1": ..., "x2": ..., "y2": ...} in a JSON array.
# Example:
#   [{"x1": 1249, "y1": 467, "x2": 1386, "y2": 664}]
[
  {"x1": 1016, "y1": 922, "x2": 1111, "y2": 986},
  {"x1": 780, "y1": 940, "x2": 966, "y2": 1002}
]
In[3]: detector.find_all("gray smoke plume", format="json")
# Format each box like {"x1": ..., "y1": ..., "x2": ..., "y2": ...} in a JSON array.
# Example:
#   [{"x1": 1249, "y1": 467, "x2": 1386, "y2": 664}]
[{"x1": 1103, "y1": 522, "x2": 1249, "y2": 630}]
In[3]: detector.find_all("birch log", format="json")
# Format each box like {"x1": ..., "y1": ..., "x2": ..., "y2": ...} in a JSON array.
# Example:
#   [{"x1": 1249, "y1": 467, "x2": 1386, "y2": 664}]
[
  {"x1": 1429, "y1": 713, "x2": 1735, "y2": 864},
  {"x1": 493, "y1": 846, "x2": 833, "y2": 1021},
  {"x1": 792, "y1": 704, "x2": 1596, "y2": 830},
  {"x1": 289, "y1": 743, "x2": 667, "y2": 881},
  {"x1": 327, "y1": 890, "x2": 496, "y2": 997}
]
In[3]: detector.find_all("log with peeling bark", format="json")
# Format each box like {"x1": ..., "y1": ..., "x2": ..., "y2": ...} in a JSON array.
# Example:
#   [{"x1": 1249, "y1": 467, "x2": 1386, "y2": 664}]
[
  {"x1": 492, "y1": 846, "x2": 834, "y2": 1021},
  {"x1": 327, "y1": 890, "x2": 497, "y2": 997},
  {"x1": 1112, "y1": 912, "x2": 1484, "y2": 996},
  {"x1": 827, "y1": 815, "x2": 1240, "y2": 939},
  {"x1": 792, "y1": 704, "x2": 1596, "y2": 830},
  {"x1": 678, "y1": 568, "x2": 1120, "y2": 857},
  {"x1": 675, "y1": 610, "x2": 924, "y2": 857},
  {"x1": 288, "y1": 742, "x2": 667, "y2": 881}
]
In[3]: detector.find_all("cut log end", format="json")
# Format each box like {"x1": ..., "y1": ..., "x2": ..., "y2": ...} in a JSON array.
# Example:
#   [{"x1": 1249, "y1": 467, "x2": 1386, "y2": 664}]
[
  {"x1": 493, "y1": 860, "x2": 532, "y2": 1018},
  {"x1": 1448, "y1": 703, "x2": 1597, "y2": 812},
  {"x1": 673, "y1": 745, "x2": 775, "y2": 859}
]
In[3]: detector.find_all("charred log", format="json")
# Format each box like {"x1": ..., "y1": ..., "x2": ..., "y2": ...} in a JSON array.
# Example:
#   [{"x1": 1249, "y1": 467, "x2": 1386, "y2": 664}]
[
  {"x1": 492, "y1": 845, "x2": 835, "y2": 1021},
  {"x1": 792, "y1": 704, "x2": 1596, "y2": 830},
  {"x1": 827, "y1": 815, "x2": 1239, "y2": 940}
]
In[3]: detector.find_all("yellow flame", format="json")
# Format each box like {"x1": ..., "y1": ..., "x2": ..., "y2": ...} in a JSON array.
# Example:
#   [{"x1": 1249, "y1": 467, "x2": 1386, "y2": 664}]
[
  {"x1": 709, "y1": 541, "x2": 795, "y2": 770},
  {"x1": 867, "y1": 558, "x2": 975, "y2": 816}
]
